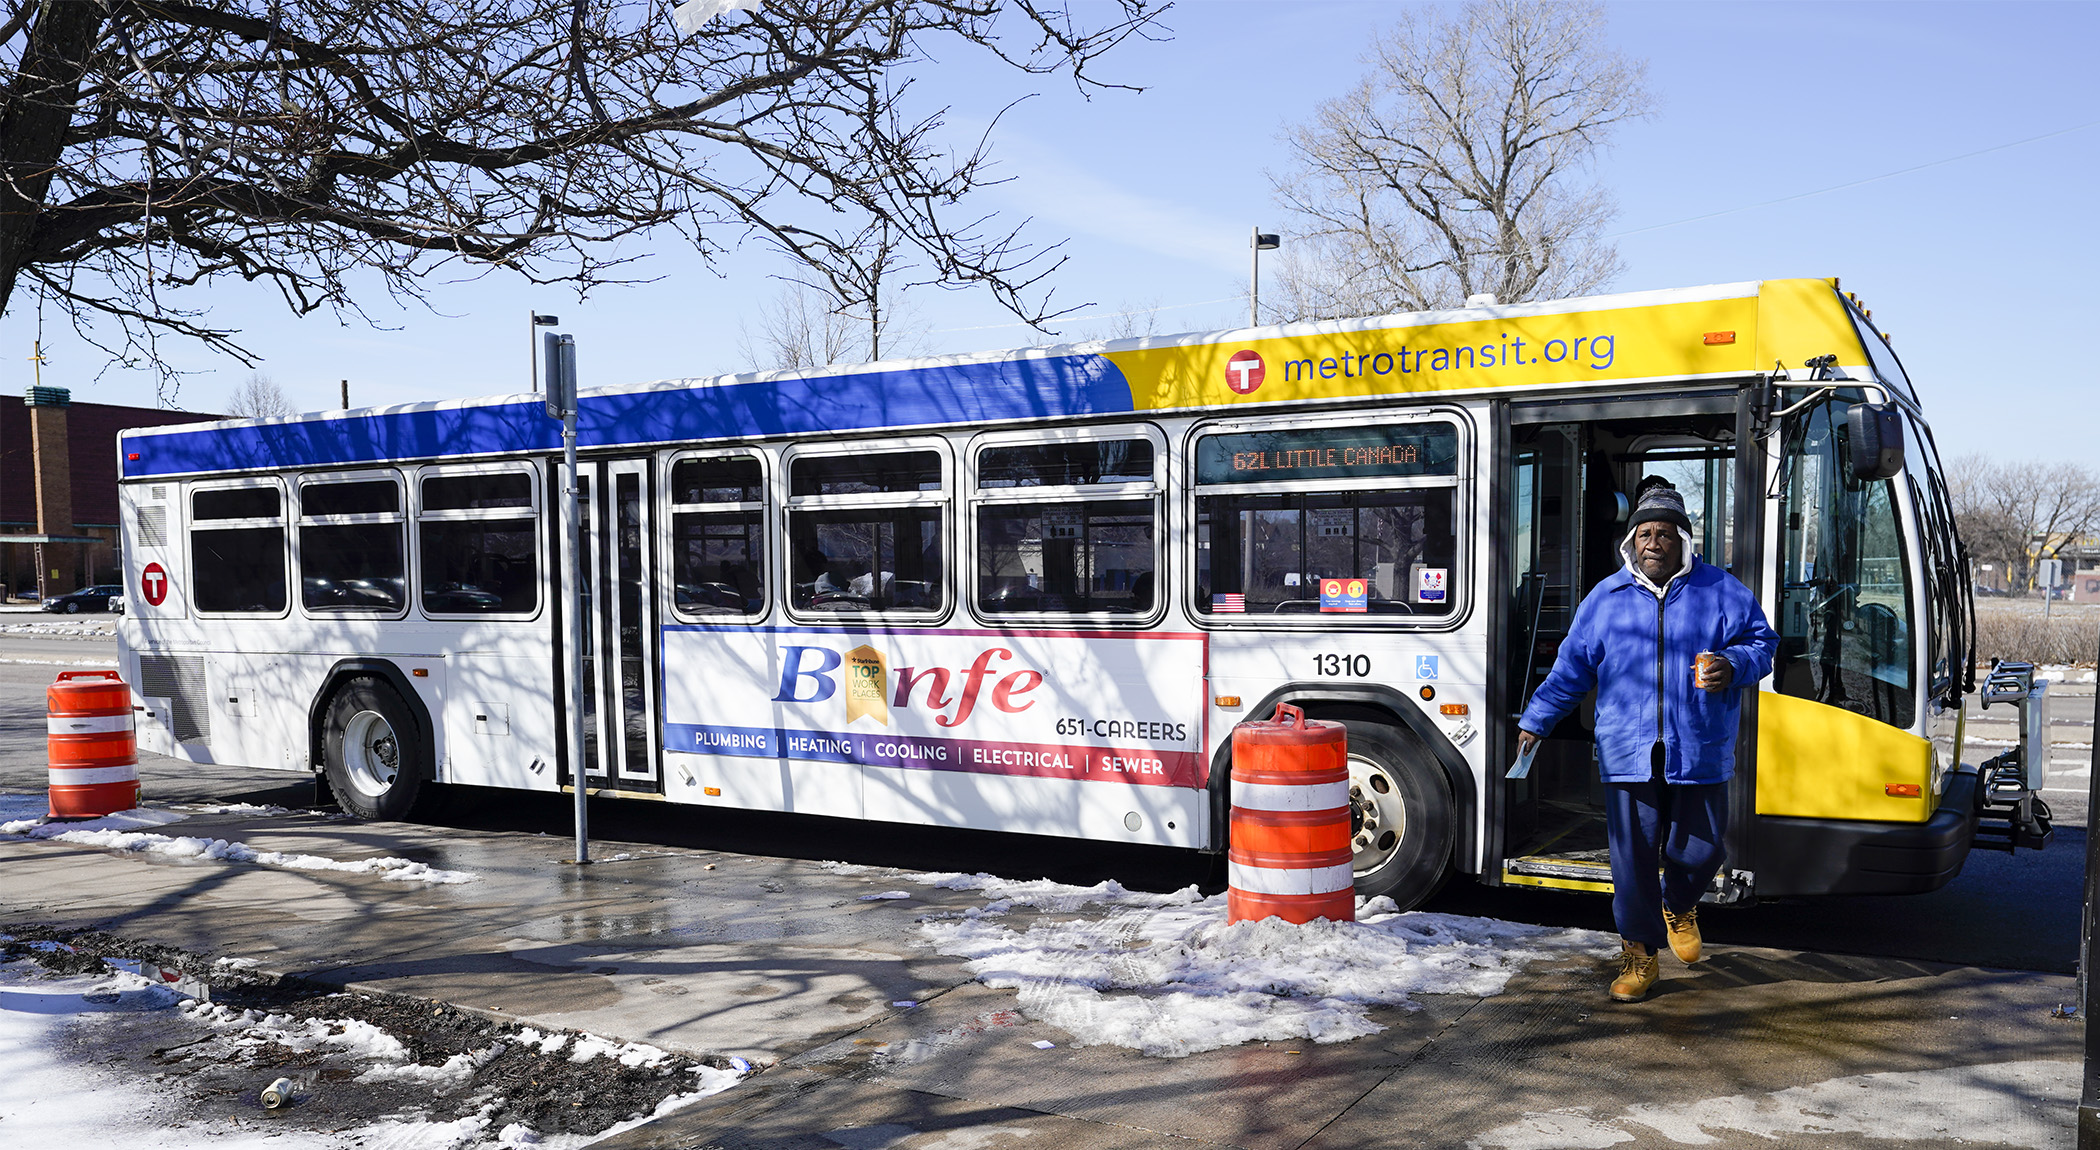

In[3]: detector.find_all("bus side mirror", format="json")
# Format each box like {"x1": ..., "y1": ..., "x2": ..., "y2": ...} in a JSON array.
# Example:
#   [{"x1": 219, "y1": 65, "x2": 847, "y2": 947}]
[{"x1": 1847, "y1": 403, "x2": 1903, "y2": 480}]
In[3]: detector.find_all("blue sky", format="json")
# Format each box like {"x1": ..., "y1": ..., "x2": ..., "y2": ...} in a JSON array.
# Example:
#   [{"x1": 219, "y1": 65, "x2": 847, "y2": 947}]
[{"x1": 3, "y1": 0, "x2": 2094, "y2": 465}]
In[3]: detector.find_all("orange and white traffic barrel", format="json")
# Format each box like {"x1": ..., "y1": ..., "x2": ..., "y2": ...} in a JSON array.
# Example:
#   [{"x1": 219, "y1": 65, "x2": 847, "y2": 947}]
[
  {"x1": 1227, "y1": 703, "x2": 1355, "y2": 925},
  {"x1": 47, "y1": 669, "x2": 140, "y2": 819}
]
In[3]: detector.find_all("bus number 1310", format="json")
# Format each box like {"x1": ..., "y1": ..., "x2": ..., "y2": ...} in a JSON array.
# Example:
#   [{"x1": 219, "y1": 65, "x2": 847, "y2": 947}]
[{"x1": 1313, "y1": 654, "x2": 1371, "y2": 677}]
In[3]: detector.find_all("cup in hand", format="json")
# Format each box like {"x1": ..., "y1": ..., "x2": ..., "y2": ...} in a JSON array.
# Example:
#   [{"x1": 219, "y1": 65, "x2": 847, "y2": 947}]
[{"x1": 1694, "y1": 651, "x2": 1725, "y2": 690}]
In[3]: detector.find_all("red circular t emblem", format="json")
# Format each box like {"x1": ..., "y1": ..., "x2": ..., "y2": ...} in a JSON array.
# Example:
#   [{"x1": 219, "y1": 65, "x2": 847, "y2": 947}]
[
  {"x1": 1225, "y1": 350, "x2": 1265, "y2": 394},
  {"x1": 140, "y1": 562, "x2": 170, "y2": 606}
]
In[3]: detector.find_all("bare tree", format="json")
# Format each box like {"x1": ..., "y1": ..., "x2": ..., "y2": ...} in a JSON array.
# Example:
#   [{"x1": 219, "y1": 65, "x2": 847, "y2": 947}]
[
  {"x1": 740, "y1": 222, "x2": 927, "y2": 371},
  {"x1": 1267, "y1": 0, "x2": 1651, "y2": 322},
  {"x1": 0, "y1": 0, "x2": 1160, "y2": 395},
  {"x1": 1949, "y1": 453, "x2": 2100, "y2": 590},
  {"x1": 224, "y1": 370, "x2": 295, "y2": 418},
  {"x1": 738, "y1": 284, "x2": 864, "y2": 372}
]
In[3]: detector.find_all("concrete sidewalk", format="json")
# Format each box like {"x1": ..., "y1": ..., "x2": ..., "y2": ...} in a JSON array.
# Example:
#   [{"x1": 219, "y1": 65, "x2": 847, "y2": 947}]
[{"x1": 0, "y1": 801, "x2": 2082, "y2": 1149}]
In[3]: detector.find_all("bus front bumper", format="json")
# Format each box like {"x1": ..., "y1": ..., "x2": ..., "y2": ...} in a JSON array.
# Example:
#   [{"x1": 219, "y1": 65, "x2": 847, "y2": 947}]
[{"x1": 1750, "y1": 771, "x2": 1981, "y2": 898}]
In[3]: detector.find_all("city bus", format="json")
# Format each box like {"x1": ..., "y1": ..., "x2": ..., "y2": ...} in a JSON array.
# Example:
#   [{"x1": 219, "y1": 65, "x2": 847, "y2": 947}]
[{"x1": 110, "y1": 277, "x2": 2051, "y2": 910}]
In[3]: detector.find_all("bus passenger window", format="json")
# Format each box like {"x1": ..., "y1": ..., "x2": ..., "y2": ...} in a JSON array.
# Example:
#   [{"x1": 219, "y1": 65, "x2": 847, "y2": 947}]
[
  {"x1": 1192, "y1": 421, "x2": 1461, "y2": 620},
  {"x1": 191, "y1": 484, "x2": 287, "y2": 614},
  {"x1": 418, "y1": 468, "x2": 539, "y2": 615},
  {"x1": 299, "y1": 476, "x2": 405, "y2": 613},
  {"x1": 670, "y1": 456, "x2": 765, "y2": 616},
  {"x1": 974, "y1": 438, "x2": 1158, "y2": 616},
  {"x1": 786, "y1": 449, "x2": 945, "y2": 615}
]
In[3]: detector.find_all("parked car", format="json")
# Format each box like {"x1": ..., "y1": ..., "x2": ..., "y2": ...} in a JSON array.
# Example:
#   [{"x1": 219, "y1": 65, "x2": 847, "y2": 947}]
[
  {"x1": 108, "y1": 593, "x2": 125, "y2": 614},
  {"x1": 41, "y1": 584, "x2": 123, "y2": 613}
]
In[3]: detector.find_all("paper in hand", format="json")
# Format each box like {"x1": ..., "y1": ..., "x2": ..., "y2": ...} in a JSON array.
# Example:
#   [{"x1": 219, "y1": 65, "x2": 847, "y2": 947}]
[{"x1": 1505, "y1": 741, "x2": 1538, "y2": 780}]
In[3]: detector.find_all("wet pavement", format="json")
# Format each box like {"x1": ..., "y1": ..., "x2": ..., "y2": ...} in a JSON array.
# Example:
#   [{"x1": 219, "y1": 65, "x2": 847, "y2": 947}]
[{"x1": 0, "y1": 629, "x2": 2090, "y2": 1147}]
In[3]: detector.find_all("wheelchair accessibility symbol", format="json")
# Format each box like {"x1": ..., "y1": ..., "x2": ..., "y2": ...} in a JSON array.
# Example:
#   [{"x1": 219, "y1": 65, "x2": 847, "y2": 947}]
[{"x1": 1415, "y1": 655, "x2": 1439, "y2": 681}]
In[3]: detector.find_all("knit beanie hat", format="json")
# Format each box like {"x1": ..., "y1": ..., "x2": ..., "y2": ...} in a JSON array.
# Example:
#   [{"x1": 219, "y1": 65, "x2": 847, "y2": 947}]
[{"x1": 1628, "y1": 476, "x2": 1693, "y2": 534}]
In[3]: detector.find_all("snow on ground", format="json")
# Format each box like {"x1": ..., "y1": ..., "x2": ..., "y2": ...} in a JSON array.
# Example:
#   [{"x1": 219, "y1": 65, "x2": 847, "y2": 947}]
[
  {"x1": 0, "y1": 957, "x2": 742, "y2": 1149},
  {"x1": 0, "y1": 614, "x2": 118, "y2": 637},
  {"x1": 0, "y1": 793, "x2": 475, "y2": 883},
  {"x1": 906, "y1": 872, "x2": 1617, "y2": 1059}
]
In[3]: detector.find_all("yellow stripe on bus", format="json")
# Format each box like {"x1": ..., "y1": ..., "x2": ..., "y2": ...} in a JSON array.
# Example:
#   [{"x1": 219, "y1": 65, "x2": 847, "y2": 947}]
[
  {"x1": 1102, "y1": 279, "x2": 1871, "y2": 412},
  {"x1": 1755, "y1": 691, "x2": 1934, "y2": 822}
]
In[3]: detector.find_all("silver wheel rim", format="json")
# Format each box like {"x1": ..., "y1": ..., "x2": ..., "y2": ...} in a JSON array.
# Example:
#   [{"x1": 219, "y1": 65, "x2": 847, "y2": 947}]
[
  {"x1": 1349, "y1": 751, "x2": 1408, "y2": 877},
  {"x1": 342, "y1": 709, "x2": 401, "y2": 798}
]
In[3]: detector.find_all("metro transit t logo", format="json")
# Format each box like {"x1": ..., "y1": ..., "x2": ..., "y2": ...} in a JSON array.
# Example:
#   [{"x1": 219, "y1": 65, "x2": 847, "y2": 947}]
[{"x1": 1225, "y1": 350, "x2": 1265, "y2": 394}]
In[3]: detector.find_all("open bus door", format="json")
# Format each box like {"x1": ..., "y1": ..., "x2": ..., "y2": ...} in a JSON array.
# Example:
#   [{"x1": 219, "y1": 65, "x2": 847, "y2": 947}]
[
  {"x1": 564, "y1": 459, "x2": 663, "y2": 795},
  {"x1": 1492, "y1": 387, "x2": 1762, "y2": 897}
]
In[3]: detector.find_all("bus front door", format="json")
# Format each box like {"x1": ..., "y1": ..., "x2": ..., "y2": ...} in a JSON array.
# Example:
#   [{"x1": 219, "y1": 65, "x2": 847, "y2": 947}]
[
  {"x1": 1499, "y1": 396, "x2": 1749, "y2": 893},
  {"x1": 572, "y1": 459, "x2": 662, "y2": 793}
]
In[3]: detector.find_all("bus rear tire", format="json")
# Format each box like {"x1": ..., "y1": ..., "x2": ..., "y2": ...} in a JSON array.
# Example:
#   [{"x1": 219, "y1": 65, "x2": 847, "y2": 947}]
[
  {"x1": 1341, "y1": 720, "x2": 1453, "y2": 911},
  {"x1": 322, "y1": 678, "x2": 429, "y2": 821}
]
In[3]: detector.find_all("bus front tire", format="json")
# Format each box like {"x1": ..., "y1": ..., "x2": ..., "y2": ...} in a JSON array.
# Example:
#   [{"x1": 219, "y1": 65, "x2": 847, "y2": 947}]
[
  {"x1": 1341, "y1": 720, "x2": 1453, "y2": 911},
  {"x1": 322, "y1": 678, "x2": 429, "y2": 821}
]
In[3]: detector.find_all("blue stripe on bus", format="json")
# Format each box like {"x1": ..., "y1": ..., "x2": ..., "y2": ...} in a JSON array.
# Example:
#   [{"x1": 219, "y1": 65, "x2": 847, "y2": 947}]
[
  {"x1": 121, "y1": 401, "x2": 562, "y2": 479},
  {"x1": 120, "y1": 354, "x2": 1133, "y2": 477}
]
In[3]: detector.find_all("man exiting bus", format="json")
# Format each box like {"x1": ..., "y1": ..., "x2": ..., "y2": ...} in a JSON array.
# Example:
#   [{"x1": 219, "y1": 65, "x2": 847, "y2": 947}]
[{"x1": 1516, "y1": 478, "x2": 1778, "y2": 1003}]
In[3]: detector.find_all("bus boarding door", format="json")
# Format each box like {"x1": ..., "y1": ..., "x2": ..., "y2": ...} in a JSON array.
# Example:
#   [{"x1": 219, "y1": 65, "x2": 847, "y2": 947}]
[{"x1": 573, "y1": 459, "x2": 662, "y2": 792}]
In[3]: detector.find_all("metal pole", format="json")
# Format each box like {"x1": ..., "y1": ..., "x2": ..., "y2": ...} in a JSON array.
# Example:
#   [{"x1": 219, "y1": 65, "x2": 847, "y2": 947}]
[
  {"x1": 1249, "y1": 225, "x2": 1260, "y2": 330},
  {"x1": 2080, "y1": 627, "x2": 2100, "y2": 1146},
  {"x1": 545, "y1": 331, "x2": 589, "y2": 865},
  {"x1": 563, "y1": 406, "x2": 589, "y2": 864},
  {"x1": 531, "y1": 314, "x2": 539, "y2": 394}
]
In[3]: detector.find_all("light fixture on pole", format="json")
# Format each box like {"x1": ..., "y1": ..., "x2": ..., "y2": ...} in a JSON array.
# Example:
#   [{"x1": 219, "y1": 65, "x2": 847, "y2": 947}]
[
  {"x1": 1249, "y1": 228, "x2": 1280, "y2": 329},
  {"x1": 530, "y1": 313, "x2": 560, "y2": 392}
]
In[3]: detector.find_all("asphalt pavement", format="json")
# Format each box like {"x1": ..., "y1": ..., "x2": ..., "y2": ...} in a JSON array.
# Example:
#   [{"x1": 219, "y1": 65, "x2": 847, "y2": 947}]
[{"x1": 0, "y1": 620, "x2": 2091, "y2": 1148}]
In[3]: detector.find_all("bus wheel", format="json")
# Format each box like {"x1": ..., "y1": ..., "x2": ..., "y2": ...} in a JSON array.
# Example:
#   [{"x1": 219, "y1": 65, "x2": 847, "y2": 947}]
[
  {"x1": 1341, "y1": 721, "x2": 1452, "y2": 910},
  {"x1": 322, "y1": 679, "x2": 427, "y2": 821}
]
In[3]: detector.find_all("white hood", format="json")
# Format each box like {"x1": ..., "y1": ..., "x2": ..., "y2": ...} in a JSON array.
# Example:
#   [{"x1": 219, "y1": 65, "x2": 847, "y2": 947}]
[{"x1": 1621, "y1": 525, "x2": 1696, "y2": 596}]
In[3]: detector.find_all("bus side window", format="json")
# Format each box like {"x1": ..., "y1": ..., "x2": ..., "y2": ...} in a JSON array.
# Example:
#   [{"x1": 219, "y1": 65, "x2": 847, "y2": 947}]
[
  {"x1": 669, "y1": 455, "x2": 766, "y2": 617},
  {"x1": 785, "y1": 449, "x2": 945, "y2": 615},
  {"x1": 1192, "y1": 420, "x2": 1462, "y2": 620},
  {"x1": 973, "y1": 438, "x2": 1158, "y2": 617},
  {"x1": 299, "y1": 475, "x2": 406, "y2": 614},
  {"x1": 190, "y1": 482, "x2": 288, "y2": 615},
  {"x1": 417, "y1": 468, "x2": 540, "y2": 616}
]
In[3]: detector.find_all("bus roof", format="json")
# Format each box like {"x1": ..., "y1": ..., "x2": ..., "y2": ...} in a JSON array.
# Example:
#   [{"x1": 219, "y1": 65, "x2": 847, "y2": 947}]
[{"x1": 118, "y1": 277, "x2": 1906, "y2": 480}]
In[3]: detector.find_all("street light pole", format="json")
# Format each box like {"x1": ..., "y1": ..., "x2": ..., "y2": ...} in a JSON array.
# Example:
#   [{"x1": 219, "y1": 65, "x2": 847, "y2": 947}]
[{"x1": 1249, "y1": 228, "x2": 1280, "y2": 329}]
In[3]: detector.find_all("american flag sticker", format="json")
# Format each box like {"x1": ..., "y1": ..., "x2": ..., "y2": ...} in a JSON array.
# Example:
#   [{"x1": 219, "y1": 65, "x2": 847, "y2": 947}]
[{"x1": 1212, "y1": 593, "x2": 1246, "y2": 613}]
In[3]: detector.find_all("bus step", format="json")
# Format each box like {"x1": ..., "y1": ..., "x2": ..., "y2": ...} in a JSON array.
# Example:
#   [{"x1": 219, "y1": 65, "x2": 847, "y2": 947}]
[
  {"x1": 1973, "y1": 797, "x2": 2054, "y2": 854},
  {"x1": 1504, "y1": 855, "x2": 1613, "y2": 881}
]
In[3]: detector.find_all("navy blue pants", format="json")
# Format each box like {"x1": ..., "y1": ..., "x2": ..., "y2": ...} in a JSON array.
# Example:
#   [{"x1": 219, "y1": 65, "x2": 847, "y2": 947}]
[{"x1": 1604, "y1": 768, "x2": 1728, "y2": 949}]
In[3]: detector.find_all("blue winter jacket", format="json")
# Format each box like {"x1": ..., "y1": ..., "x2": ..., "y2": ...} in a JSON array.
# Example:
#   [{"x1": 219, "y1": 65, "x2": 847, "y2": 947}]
[{"x1": 1519, "y1": 551, "x2": 1779, "y2": 784}]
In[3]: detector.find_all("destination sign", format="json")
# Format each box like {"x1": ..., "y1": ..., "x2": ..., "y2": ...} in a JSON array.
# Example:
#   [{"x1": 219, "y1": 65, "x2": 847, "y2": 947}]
[{"x1": 1195, "y1": 423, "x2": 1458, "y2": 485}]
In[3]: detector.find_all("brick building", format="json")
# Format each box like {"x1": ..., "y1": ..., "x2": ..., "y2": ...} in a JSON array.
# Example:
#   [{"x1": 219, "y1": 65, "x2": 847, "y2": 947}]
[{"x1": 1, "y1": 389, "x2": 222, "y2": 599}]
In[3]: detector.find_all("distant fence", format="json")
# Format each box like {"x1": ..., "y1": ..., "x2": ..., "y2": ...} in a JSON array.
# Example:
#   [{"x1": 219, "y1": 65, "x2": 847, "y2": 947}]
[{"x1": 1975, "y1": 603, "x2": 2100, "y2": 666}]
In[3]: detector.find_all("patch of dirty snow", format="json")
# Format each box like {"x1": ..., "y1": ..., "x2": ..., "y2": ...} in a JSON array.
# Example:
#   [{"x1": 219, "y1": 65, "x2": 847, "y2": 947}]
[
  {"x1": 0, "y1": 959, "x2": 745, "y2": 1150},
  {"x1": 566, "y1": 1033, "x2": 673, "y2": 1067},
  {"x1": 914, "y1": 884, "x2": 1614, "y2": 1059},
  {"x1": 3, "y1": 819, "x2": 474, "y2": 883},
  {"x1": 906, "y1": 870, "x2": 1206, "y2": 914},
  {"x1": 0, "y1": 798, "x2": 187, "y2": 836}
]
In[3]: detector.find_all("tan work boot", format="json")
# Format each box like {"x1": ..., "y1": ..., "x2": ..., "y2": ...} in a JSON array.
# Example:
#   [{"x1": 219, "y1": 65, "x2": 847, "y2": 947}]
[
  {"x1": 1662, "y1": 906, "x2": 1702, "y2": 964},
  {"x1": 1610, "y1": 940, "x2": 1660, "y2": 1002}
]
